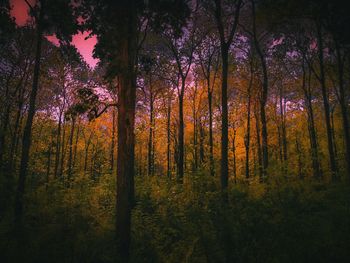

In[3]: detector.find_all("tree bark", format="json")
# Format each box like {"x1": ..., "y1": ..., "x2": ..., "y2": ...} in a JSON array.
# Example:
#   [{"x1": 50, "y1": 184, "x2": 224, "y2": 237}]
[
  {"x1": 232, "y1": 128, "x2": 237, "y2": 184},
  {"x1": 177, "y1": 88, "x2": 185, "y2": 181},
  {"x1": 148, "y1": 78, "x2": 154, "y2": 176},
  {"x1": 110, "y1": 108, "x2": 116, "y2": 171},
  {"x1": 302, "y1": 58, "x2": 322, "y2": 178},
  {"x1": 245, "y1": 60, "x2": 253, "y2": 179},
  {"x1": 334, "y1": 40, "x2": 350, "y2": 180},
  {"x1": 115, "y1": 1, "x2": 137, "y2": 260},
  {"x1": 14, "y1": 8, "x2": 43, "y2": 225},
  {"x1": 167, "y1": 91, "x2": 172, "y2": 178},
  {"x1": 67, "y1": 117, "x2": 76, "y2": 180},
  {"x1": 316, "y1": 22, "x2": 338, "y2": 180},
  {"x1": 220, "y1": 45, "x2": 229, "y2": 191},
  {"x1": 252, "y1": 0, "x2": 268, "y2": 179}
]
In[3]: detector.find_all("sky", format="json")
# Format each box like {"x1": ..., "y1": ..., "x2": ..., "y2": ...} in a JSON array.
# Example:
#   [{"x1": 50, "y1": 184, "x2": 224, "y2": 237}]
[{"x1": 9, "y1": 0, "x2": 99, "y2": 68}]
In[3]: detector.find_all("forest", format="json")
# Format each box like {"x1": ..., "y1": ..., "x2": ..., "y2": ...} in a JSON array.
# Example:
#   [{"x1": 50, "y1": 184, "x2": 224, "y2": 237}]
[{"x1": 1, "y1": 0, "x2": 350, "y2": 262}]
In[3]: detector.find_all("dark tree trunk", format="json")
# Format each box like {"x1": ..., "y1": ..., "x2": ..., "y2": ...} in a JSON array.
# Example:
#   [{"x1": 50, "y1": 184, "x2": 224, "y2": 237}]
[
  {"x1": 316, "y1": 22, "x2": 338, "y2": 180},
  {"x1": 148, "y1": 83, "x2": 154, "y2": 177},
  {"x1": 254, "y1": 103, "x2": 263, "y2": 181},
  {"x1": 279, "y1": 84, "x2": 288, "y2": 173},
  {"x1": 14, "y1": 11, "x2": 43, "y2": 225},
  {"x1": 334, "y1": 40, "x2": 350, "y2": 180},
  {"x1": 72, "y1": 119, "x2": 80, "y2": 172},
  {"x1": 208, "y1": 91, "x2": 214, "y2": 176},
  {"x1": 192, "y1": 86, "x2": 198, "y2": 171},
  {"x1": 83, "y1": 136, "x2": 91, "y2": 177},
  {"x1": 220, "y1": 45, "x2": 229, "y2": 192},
  {"x1": 54, "y1": 110, "x2": 63, "y2": 178},
  {"x1": 110, "y1": 108, "x2": 116, "y2": 171},
  {"x1": 302, "y1": 59, "x2": 322, "y2": 178},
  {"x1": 115, "y1": 2, "x2": 137, "y2": 260},
  {"x1": 245, "y1": 61, "x2": 253, "y2": 179},
  {"x1": 67, "y1": 117, "x2": 75, "y2": 180},
  {"x1": 59, "y1": 117, "x2": 66, "y2": 178},
  {"x1": 199, "y1": 117, "x2": 205, "y2": 165},
  {"x1": 295, "y1": 132, "x2": 303, "y2": 179},
  {"x1": 177, "y1": 89, "x2": 185, "y2": 182},
  {"x1": 46, "y1": 139, "x2": 52, "y2": 188},
  {"x1": 330, "y1": 105, "x2": 338, "y2": 161},
  {"x1": 232, "y1": 129, "x2": 237, "y2": 184},
  {"x1": 252, "y1": 0, "x2": 268, "y2": 179},
  {"x1": 167, "y1": 91, "x2": 171, "y2": 178}
]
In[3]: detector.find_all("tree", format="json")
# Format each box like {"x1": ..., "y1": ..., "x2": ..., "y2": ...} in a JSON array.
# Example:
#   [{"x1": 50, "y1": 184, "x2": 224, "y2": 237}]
[
  {"x1": 14, "y1": 0, "x2": 78, "y2": 225},
  {"x1": 210, "y1": 0, "x2": 243, "y2": 193},
  {"x1": 80, "y1": 0, "x2": 190, "y2": 259}
]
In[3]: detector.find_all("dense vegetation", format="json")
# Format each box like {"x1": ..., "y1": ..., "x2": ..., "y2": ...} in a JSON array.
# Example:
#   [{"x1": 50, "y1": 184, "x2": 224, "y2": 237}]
[{"x1": 1, "y1": 0, "x2": 350, "y2": 262}]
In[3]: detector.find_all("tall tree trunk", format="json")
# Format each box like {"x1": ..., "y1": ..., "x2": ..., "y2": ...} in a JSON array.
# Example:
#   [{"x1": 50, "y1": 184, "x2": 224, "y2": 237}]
[
  {"x1": 67, "y1": 117, "x2": 75, "y2": 180},
  {"x1": 302, "y1": 58, "x2": 322, "y2": 178},
  {"x1": 14, "y1": 10, "x2": 43, "y2": 225},
  {"x1": 330, "y1": 105, "x2": 338, "y2": 161},
  {"x1": 177, "y1": 88, "x2": 185, "y2": 181},
  {"x1": 46, "y1": 139, "x2": 52, "y2": 188},
  {"x1": 54, "y1": 110, "x2": 63, "y2": 178},
  {"x1": 110, "y1": 108, "x2": 116, "y2": 171},
  {"x1": 148, "y1": 84, "x2": 154, "y2": 177},
  {"x1": 252, "y1": 0, "x2": 268, "y2": 178},
  {"x1": 83, "y1": 137, "x2": 91, "y2": 177},
  {"x1": 220, "y1": 45, "x2": 229, "y2": 192},
  {"x1": 199, "y1": 117, "x2": 205, "y2": 166},
  {"x1": 334, "y1": 40, "x2": 350, "y2": 180},
  {"x1": 208, "y1": 91, "x2": 214, "y2": 176},
  {"x1": 232, "y1": 129, "x2": 237, "y2": 184},
  {"x1": 316, "y1": 22, "x2": 338, "y2": 180},
  {"x1": 295, "y1": 132, "x2": 303, "y2": 179},
  {"x1": 254, "y1": 103, "x2": 263, "y2": 181},
  {"x1": 192, "y1": 86, "x2": 198, "y2": 171},
  {"x1": 59, "y1": 117, "x2": 66, "y2": 178},
  {"x1": 72, "y1": 119, "x2": 80, "y2": 172},
  {"x1": 115, "y1": 2, "x2": 137, "y2": 260},
  {"x1": 280, "y1": 84, "x2": 288, "y2": 173},
  {"x1": 245, "y1": 61, "x2": 253, "y2": 179},
  {"x1": 167, "y1": 91, "x2": 171, "y2": 178}
]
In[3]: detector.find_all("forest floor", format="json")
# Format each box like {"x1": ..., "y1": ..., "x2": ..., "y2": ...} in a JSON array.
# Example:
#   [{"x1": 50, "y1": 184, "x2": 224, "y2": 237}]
[{"x1": 1, "y1": 173, "x2": 350, "y2": 263}]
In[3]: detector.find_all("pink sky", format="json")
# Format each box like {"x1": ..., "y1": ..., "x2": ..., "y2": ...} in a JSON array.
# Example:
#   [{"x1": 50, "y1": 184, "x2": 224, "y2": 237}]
[{"x1": 10, "y1": 0, "x2": 99, "y2": 68}]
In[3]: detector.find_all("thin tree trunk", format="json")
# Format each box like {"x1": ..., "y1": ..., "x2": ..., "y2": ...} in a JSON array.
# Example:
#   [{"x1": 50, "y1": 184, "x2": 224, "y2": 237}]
[
  {"x1": 72, "y1": 119, "x2": 80, "y2": 172},
  {"x1": 232, "y1": 129, "x2": 237, "y2": 184},
  {"x1": 46, "y1": 139, "x2": 52, "y2": 188},
  {"x1": 220, "y1": 46, "x2": 229, "y2": 192},
  {"x1": 199, "y1": 117, "x2": 205, "y2": 165},
  {"x1": 330, "y1": 104, "x2": 338, "y2": 161},
  {"x1": 192, "y1": 86, "x2": 198, "y2": 171},
  {"x1": 245, "y1": 60, "x2": 253, "y2": 179},
  {"x1": 177, "y1": 89, "x2": 185, "y2": 181},
  {"x1": 111, "y1": 108, "x2": 116, "y2": 171},
  {"x1": 252, "y1": 0, "x2": 268, "y2": 178},
  {"x1": 302, "y1": 58, "x2": 322, "y2": 178},
  {"x1": 54, "y1": 110, "x2": 63, "y2": 178},
  {"x1": 316, "y1": 22, "x2": 338, "y2": 180},
  {"x1": 14, "y1": 9, "x2": 43, "y2": 225},
  {"x1": 334, "y1": 40, "x2": 350, "y2": 180},
  {"x1": 148, "y1": 83, "x2": 154, "y2": 177},
  {"x1": 67, "y1": 117, "x2": 75, "y2": 180},
  {"x1": 254, "y1": 103, "x2": 263, "y2": 181},
  {"x1": 280, "y1": 84, "x2": 288, "y2": 173},
  {"x1": 59, "y1": 117, "x2": 66, "y2": 178},
  {"x1": 295, "y1": 132, "x2": 303, "y2": 179},
  {"x1": 167, "y1": 91, "x2": 171, "y2": 178},
  {"x1": 208, "y1": 91, "x2": 214, "y2": 176}
]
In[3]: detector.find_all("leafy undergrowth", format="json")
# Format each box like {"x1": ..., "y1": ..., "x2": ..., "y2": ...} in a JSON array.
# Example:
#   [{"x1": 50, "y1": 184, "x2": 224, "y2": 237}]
[{"x1": 1, "y1": 173, "x2": 350, "y2": 262}]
